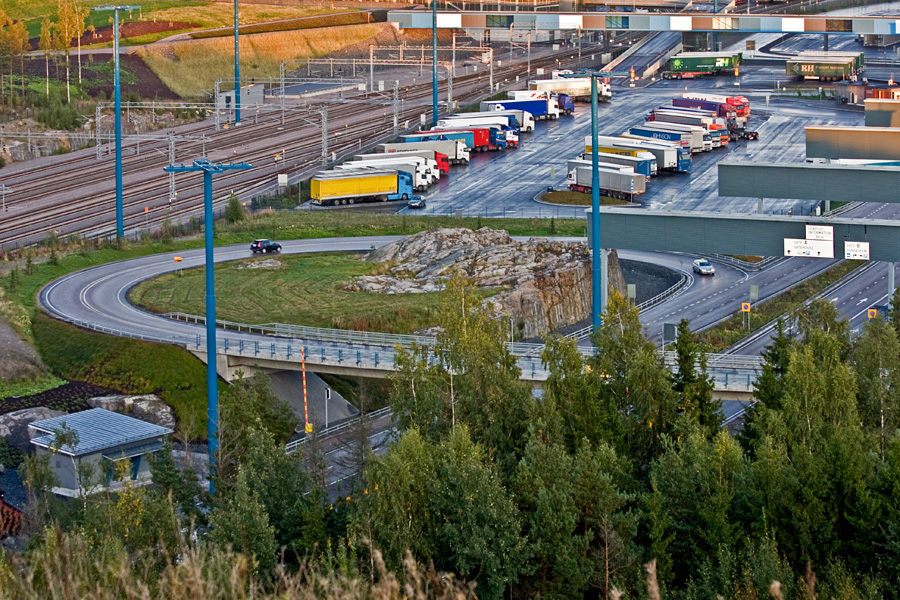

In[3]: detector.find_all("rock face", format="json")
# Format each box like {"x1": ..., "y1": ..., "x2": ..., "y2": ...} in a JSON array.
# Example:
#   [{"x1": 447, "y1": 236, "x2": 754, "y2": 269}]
[
  {"x1": 0, "y1": 408, "x2": 66, "y2": 451},
  {"x1": 86, "y1": 395, "x2": 176, "y2": 430},
  {"x1": 351, "y1": 228, "x2": 626, "y2": 339}
]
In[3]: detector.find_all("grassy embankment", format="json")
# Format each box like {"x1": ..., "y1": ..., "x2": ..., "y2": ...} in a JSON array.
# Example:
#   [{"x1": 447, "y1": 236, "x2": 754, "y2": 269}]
[
  {"x1": 0, "y1": 211, "x2": 585, "y2": 438},
  {"x1": 135, "y1": 22, "x2": 391, "y2": 98},
  {"x1": 695, "y1": 259, "x2": 863, "y2": 353},
  {"x1": 540, "y1": 190, "x2": 628, "y2": 206},
  {"x1": 8, "y1": 0, "x2": 344, "y2": 42}
]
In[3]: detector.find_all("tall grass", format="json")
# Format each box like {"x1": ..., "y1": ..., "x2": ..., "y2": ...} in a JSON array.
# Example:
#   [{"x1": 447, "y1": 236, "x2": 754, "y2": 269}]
[{"x1": 135, "y1": 23, "x2": 388, "y2": 98}]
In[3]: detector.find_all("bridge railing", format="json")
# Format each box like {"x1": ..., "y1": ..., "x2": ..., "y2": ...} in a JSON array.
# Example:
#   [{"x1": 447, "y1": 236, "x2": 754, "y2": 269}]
[{"x1": 284, "y1": 406, "x2": 394, "y2": 454}]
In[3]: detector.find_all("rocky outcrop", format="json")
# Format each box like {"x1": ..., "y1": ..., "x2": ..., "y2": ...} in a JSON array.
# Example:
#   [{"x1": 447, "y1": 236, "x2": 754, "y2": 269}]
[
  {"x1": 0, "y1": 408, "x2": 66, "y2": 451},
  {"x1": 351, "y1": 228, "x2": 626, "y2": 339},
  {"x1": 86, "y1": 394, "x2": 176, "y2": 430}
]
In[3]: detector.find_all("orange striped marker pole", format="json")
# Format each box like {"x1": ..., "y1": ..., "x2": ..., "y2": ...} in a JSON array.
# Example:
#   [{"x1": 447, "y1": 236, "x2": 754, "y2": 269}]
[{"x1": 301, "y1": 348, "x2": 312, "y2": 433}]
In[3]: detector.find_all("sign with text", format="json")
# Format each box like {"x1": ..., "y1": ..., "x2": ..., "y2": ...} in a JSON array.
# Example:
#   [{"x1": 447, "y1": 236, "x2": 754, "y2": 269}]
[
  {"x1": 805, "y1": 224, "x2": 834, "y2": 241},
  {"x1": 845, "y1": 241, "x2": 871, "y2": 260},
  {"x1": 784, "y1": 238, "x2": 834, "y2": 258}
]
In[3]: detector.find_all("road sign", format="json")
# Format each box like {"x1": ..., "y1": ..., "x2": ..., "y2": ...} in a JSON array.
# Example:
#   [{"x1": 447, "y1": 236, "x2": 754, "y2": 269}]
[
  {"x1": 305, "y1": 423, "x2": 313, "y2": 433},
  {"x1": 741, "y1": 302, "x2": 751, "y2": 313},
  {"x1": 844, "y1": 241, "x2": 871, "y2": 260},
  {"x1": 805, "y1": 224, "x2": 833, "y2": 241},
  {"x1": 627, "y1": 283, "x2": 636, "y2": 300},
  {"x1": 663, "y1": 323, "x2": 677, "y2": 344},
  {"x1": 749, "y1": 285, "x2": 759, "y2": 301},
  {"x1": 783, "y1": 238, "x2": 834, "y2": 258},
  {"x1": 868, "y1": 308, "x2": 878, "y2": 319}
]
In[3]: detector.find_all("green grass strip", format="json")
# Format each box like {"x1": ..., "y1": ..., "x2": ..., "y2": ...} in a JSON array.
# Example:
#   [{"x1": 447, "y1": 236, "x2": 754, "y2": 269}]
[{"x1": 695, "y1": 260, "x2": 864, "y2": 353}]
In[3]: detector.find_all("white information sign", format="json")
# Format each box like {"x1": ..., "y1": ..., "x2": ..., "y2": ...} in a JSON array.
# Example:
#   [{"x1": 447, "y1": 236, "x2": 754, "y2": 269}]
[
  {"x1": 784, "y1": 238, "x2": 834, "y2": 258},
  {"x1": 805, "y1": 225, "x2": 834, "y2": 241},
  {"x1": 844, "y1": 241, "x2": 871, "y2": 260}
]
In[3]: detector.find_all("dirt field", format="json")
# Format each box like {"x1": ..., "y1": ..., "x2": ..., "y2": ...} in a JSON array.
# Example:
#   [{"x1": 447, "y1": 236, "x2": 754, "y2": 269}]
[{"x1": 20, "y1": 54, "x2": 181, "y2": 101}]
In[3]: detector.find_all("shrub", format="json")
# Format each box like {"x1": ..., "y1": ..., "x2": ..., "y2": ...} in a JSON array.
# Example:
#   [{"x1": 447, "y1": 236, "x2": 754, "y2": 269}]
[
  {"x1": 225, "y1": 194, "x2": 245, "y2": 223},
  {"x1": 36, "y1": 102, "x2": 82, "y2": 131}
]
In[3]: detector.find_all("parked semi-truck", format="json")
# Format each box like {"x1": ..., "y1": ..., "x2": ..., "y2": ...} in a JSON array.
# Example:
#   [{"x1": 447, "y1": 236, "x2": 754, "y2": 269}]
[
  {"x1": 446, "y1": 110, "x2": 535, "y2": 132},
  {"x1": 662, "y1": 51, "x2": 742, "y2": 79},
  {"x1": 494, "y1": 96, "x2": 561, "y2": 120},
  {"x1": 585, "y1": 135, "x2": 690, "y2": 173},
  {"x1": 576, "y1": 151, "x2": 657, "y2": 177},
  {"x1": 528, "y1": 77, "x2": 612, "y2": 103},
  {"x1": 431, "y1": 124, "x2": 517, "y2": 149},
  {"x1": 379, "y1": 140, "x2": 469, "y2": 165},
  {"x1": 504, "y1": 90, "x2": 575, "y2": 115},
  {"x1": 437, "y1": 116, "x2": 520, "y2": 136},
  {"x1": 568, "y1": 156, "x2": 653, "y2": 180},
  {"x1": 567, "y1": 165, "x2": 646, "y2": 199},
  {"x1": 346, "y1": 154, "x2": 439, "y2": 184},
  {"x1": 650, "y1": 109, "x2": 728, "y2": 147},
  {"x1": 786, "y1": 57, "x2": 856, "y2": 81},
  {"x1": 624, "y1": 127, "x2": 692, "y2": 155},
  {"x1": 336, "y1": 159, "x2": 431, "y2": 191},
  {"x1": 635, "y1": 122, "x2": 710, "y2": 152},
  {"x1": 658, "y1": 107, "x2": 732, "y2": 145},
  {"x1": 361, "y1": 150, "x2": 449, "y2": 175},
  {"x1": 311, "y1": 169, "x2": 413, "y2": 206},
  {"x1": 798, "y1": 50, "x2": 864, "y2": 73},
  {"x1": 673, "y1": 97, "x2": 736, "y2": 121},
  {"x1": 682, "y1": 93, "x2": 750, "y2": 119},
  {"x1": 401, "y1": 127, "x2": 508, "y2": 152}
]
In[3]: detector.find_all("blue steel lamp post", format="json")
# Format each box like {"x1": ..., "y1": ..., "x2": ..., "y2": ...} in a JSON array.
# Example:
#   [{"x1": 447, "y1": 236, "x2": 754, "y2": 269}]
[
  {"x1": 431, "y1": 0, "x2": 438, "y2": 127},
  {"x1": 93, "y1": 5, "x2": 139, "y2": 240},
  {"x1": 163, "y1": 159, "x2": 251, "y2": 493},
  {"x1": 234, "y1": 0, "x2": 241, "y2": 124}
]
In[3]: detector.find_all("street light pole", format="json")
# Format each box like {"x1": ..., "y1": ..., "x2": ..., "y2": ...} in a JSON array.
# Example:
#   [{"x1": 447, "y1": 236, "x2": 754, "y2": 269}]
[
  {"x1": 432, "y1": 0, "x2": 438, "y2": 126},
  {"x1": 94, "y1": 5, "x2": 139, "y2": 240},
  {"x1": 0, "y1": 185, "x2": 10, "y2": 212},
  {"x1": 163, "y1": 159, "x2": 251, "y2": 494},
  {"x1": 234, "y1": 0, "x2": 241, "y2": 124},
  {"x1": 590, "y1": 74, "x2": 602, "y2": 334}
]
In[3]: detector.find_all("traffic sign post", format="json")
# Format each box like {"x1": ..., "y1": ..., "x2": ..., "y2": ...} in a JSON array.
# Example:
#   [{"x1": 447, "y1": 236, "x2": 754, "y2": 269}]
[
  {"x1": 741, "y1": 302, "x2": 751, "y2": 330},
  {"x1": 868, "y1": 308, "x2": 879, "y2": 320}
]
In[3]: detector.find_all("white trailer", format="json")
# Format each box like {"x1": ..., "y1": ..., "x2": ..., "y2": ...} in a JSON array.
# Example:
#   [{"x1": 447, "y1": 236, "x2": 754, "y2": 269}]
[
  {"x1": 566, "y1": 165, "x2": 646, "y2": 199},
  {"x1": 353, "y1": 153, "x2": 440, "y2": 180},
  {"x1": 378, "y1": 140, "x2": 470, "y2": 164},
  {"x1": 336, "y1": 159, "x2": 432, "y2": 191},
  {"x1": 639, "y1": 121, "x2": 710, "y2": 152},
  {"x1": 528, "y1": 77, "x2": 612, "y2": 102},
  {"x1": 586, "y1": 135, "x2": 681, "y2": 172},
  {"x1": 470, "y1": 108, "x2": 535, "y2": 132}
]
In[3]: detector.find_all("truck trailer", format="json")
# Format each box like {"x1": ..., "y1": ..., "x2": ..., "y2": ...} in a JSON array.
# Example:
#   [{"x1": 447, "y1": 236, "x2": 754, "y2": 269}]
[
  {"x1": 585, "y1": 135, "x2": 690, "y2": 173},
  {"x1": 662, "y1": 51, "x2": 742, "y2": 79},
  {"x1": 682, "y1": 93, "x2": 750, "y2": 119},
  {"x1": 335, "y1": 160, "x2": 431, "y2": 191},
  {"x1": 786, "y1": 57, "x2": 856, "y2": 81},
  {"x1": 636, "y1": 122, "x2": 710, "y2": 152},
  {"x1": 378, "y1": 140, "x2": 469, "y2": 165},
  {"x1": 625, "y1": 127, "x2": 693, "y2": 154},
  {"x1": 437, "y1": 116, "x2": 520, "y2": 135},
  {"x1": 401, "y1": 127, "x2": 508, "y2": 152},
  {"x1": 566, "y1": 165, "x2": 646, "y2": 199},
  {"x1": 346, "y1": 154, "x2": 439, "y2": 183},
  {"x1": 445, "y1": 110, "x2": 535, "y2": 132},
  {"x1": 492, "y1": 96, "x2": 561, "y2": 120},
  {"x1": 360, "y1": 150, "x2": 449, "y2": 175},
  {"x1": 798, "y1": 50, "x2": 864, "y2": 73},
  {"x1": 311, "y1": 169, "x2": 414, "y2": 206},
  {"x1": 528, "y1": 77, "x2": 612, "y2": 103},
  {"x1": 576, "y1": 152, "x2": 657, "y2": 177},
  {"x1": 650, "y1": 109, "x2": 728, "y2": 147},
  {"x1": 430, "y1": 125, "x2": 516, "y2": 149}
]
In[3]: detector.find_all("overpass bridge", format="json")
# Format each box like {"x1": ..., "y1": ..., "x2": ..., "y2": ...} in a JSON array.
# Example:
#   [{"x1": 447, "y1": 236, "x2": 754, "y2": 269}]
[{"x1": 38, "y1": 236, "x2": 760, "y2": 397}]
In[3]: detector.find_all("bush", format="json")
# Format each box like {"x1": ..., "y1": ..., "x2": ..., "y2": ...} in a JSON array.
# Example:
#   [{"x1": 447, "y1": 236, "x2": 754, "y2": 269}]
[
  {"x1": 33, "y1": 313, "x2": 210, "y2": 440},
  {"x1": 36, "y1": 102, "x2": 82, "y2": 131},
  {"x1": 0, "y1": 437, "x2": 24, "y2": 469},
  {"x1": 225, "y1": 194, "x2": 245, "y2": 223}
]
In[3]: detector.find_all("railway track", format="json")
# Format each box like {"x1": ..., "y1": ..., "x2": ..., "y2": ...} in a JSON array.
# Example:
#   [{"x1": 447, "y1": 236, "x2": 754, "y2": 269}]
[{"x1": 0, "y1": 47, "x2": 596, "y2": 251}]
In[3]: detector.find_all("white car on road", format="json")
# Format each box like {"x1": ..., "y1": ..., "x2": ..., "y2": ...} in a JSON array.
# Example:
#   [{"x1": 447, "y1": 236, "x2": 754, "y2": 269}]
[{"x1": 692, "y1": 258, "x2": 715, "y2": 275}]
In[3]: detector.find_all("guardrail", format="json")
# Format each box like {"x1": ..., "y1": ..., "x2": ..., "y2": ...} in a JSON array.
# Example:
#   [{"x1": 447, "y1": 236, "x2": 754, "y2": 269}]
[
  {"x1": 709, "y1": 254, "x2": 780, "y2": 272},
  {"x1": 285, "y1": 406, "x2": 394, "y2": 454},
  {"x1": 566, "y1": 272, "x2": 689, "y2": 341}
]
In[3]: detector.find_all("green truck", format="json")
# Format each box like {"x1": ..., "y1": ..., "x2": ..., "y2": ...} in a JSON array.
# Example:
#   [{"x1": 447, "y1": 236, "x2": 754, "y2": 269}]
[
  {"x1": 786, "y1": 57, "x2": 856, "y2": 81},
  {"x1": 662, "y1": 51, "x2": 743, "y2": 79},
  {"x1": 798, "y1": 50, "x2": 864, "y2": 73}
]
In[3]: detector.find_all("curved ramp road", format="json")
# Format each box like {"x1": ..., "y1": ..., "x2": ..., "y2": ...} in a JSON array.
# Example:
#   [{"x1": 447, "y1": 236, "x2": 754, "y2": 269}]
[{"x1": 39, "y1": 236, "x2": 762, "y2": 389}]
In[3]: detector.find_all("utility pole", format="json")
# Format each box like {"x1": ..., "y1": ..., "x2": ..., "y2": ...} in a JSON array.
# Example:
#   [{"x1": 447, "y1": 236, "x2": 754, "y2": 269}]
[
  {"x1": 370, "y1": 44, "x2": 375, "y2": 92},
  {"x1": 95, "y1": 104, "x2": 102, "y2": 160},
  {"x1": 321, "y1": 107, "x2": 328, "y2": 165},
  {"x1": 162, "y1": 159, "x2": 252, "y2": 495},
  {"x1": 489, "y1": 48, "x2": 494, "y2": 92},
  {"x1": 280, "y1": 61, "x2": 286, "y2": 125},
  {"x1": 167, "y1": 133, "x2": 176, "y2": 206},
  {"x1": 393, "y1": 80, "x2": 400, "y2": 135},
  {"x1": 214, "y1": 80, "x2": 221, "y2": 131},
  {"x1": 0, "y1": 185, "x2": 11, "y2": 212},
  {"x1": 527, "y1": 32, "x2": 531, "y2": 75}
]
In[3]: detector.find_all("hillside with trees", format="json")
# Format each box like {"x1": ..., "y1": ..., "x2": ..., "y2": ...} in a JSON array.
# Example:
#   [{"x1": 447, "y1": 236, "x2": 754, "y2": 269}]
[{"x1": 3, "y1": 274, "x2": 900, "y2": 600}]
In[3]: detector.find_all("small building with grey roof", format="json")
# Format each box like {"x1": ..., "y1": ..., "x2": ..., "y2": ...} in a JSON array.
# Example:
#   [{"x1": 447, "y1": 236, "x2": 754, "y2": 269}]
[{"x1": 28, "y1": 408, "x2": 173, "y2": 498}]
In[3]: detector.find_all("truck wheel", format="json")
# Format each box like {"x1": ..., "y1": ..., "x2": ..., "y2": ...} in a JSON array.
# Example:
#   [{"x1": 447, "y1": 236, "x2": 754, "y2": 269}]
[
  {"x1": 348, "y1": 198, "x2": 355, "y2": 205},
  {"x1": 402, "y1": 193, "x2": 409, "y2": 200}
]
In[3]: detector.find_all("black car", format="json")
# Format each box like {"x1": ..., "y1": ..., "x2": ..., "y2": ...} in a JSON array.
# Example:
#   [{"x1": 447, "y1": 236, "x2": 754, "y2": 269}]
[
  {"x1": 407, "y1": 196, "x2": 426, "y2": 209},
  {"x1": 250, "y1": 239, "x2": 282, "y2": 254}
]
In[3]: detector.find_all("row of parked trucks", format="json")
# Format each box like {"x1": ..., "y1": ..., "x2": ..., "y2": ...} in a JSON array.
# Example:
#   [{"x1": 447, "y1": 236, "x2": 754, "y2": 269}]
[
  {"x1": 566, "y1": 93, "x2": 756, "y2": 199},
  {"x1": 310, "y1": 89, "x2": 584, "y2": 206}
]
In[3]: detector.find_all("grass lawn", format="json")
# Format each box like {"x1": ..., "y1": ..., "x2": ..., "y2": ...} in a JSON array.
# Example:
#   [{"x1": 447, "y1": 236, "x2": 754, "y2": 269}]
[
  {"x1": 540, "y1": 190, "x2": 628, "y2": 206},
  {"x1": 131, "y1": 252, "x2": 451, "y2": 334}
]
